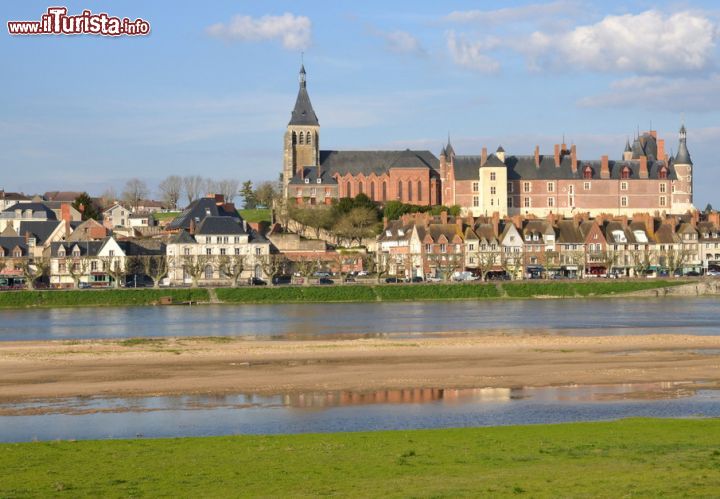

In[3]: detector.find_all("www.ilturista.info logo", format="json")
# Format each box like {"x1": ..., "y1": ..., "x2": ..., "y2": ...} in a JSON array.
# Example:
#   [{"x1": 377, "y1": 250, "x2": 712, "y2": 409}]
[{"x1": 7, "y1": 7, "x2": 150, "y2": 36}]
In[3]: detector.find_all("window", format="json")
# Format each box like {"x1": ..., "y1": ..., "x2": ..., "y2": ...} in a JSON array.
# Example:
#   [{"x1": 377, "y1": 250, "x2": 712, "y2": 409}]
[
  {"x1": 548, "y1": 197, "x2": 555, "y2": 207},
  {"x1": 304, "y1": 178, "x2": 309, "y2": 184},
  {"x1": 109, "y1": 250, "x2": 115, "y2": 257},
  {"x1": 621, "y1": 196, "x2": 628, "y2": 207},
  {"x1": 660, "y1": 183, "x2": 667, "y2": 193},
  {"x1": 440, "y1": 244, "x2": 447, "y2": 253},
  {"x1": 235, "y1": 248, "x2": 240, "y2": 256},
  {"x1": 490, "y1": 172, "x2": 496, "y2": 181},
  {"x1": 658, "y1": 167, "x2": 668, "y2": 179},
  {"x1": 298, "y1": 132, "x2": 304, "y2": 145},
  {"x1": 621, "y1": 166, "x2": 631, "y2": 179},
  {"x1": 621, "y1": 181, "x2": 628, "y2": 191},
  {"x1": 370, "y1": 182, "x2": 376, "y2": 200},
  {"x1": 407, "y1": 181, "x2": 412, "y2": 202},
  {"x1": 345, "y1": 181, "x2": 352, "y2": 197},
  {"x1": 583, "y1": 166, "x2": 593, "y2": 179},
  {"x1": 568, "y1": 185, "x2": 574, "y2": 194},
  {"x1": 255, "y1": 247, "x2": 262, "y2": 255},
  {"x1": 397, "y1": 181, "x2": 403, "y2": 200},
  {"x1": 306, "y1": 131, "x2": 312, "y2": 145},
  {"x1": 234, "y1": 236, "x2": 240, "y2": 243},
  {"x1": 417, "y1": 181, "x2": 422, "y2": 202},
  {"x1": 220, "y1": 248, "x2": 227, "y2": 256},
  {"x1": 206, "y1": 248, "x2": 212, "y2": 255},
  {"x1": 507, "y1": 197, "x2": 513, "y2": 208},
  {"x1": 523, "y1": 182, "x2": 531, "y2": 193},
  {"x1": 584, "y1": 182, "x2": 591, "y2": 191},
  {"x1": 59, "y1": 262, "x2": 66, "y2": 272},
  {"x1": 469, "y1": 243, "x2": 475, "y2": 251},
  {"x1": 183, "y1": 248, "x2": 190, "y2": 256},
  {"x1": 490, "y1": 186, "x2": 496, "y2": 195},
  {"x1": 358, "y1": 183, "x2": 363, "y2": 195},
  {"x1": 472, "y1": 196, "x2": 479, "y2": 207},
  {"x1": 524, "y1": 197, "x2": 531, "y2": 208},
  {"x1": 490, "y1": 199, "x2": 494, "y2": 206},
  {"x1": 569, "y1": 196, "x2": 574, "y2": 207},
  {"x1": 660, "y1": 196, "x2": 667, "y2": 207},
  {"x1": 507, "y1": 182, "x2": 513, "y2": 193},
  {"x1": 472, "y1": 182, "x2": 479, "y2": 192},
  {"x1": 425, "y1": 244, "x2": 431, "y2": 253},
  {"x1": 547, "y1": 182, "x2": 554, "y2": 192},
  {"x1": 382, "y1": 182, "x2": 387, "y2": 201}
]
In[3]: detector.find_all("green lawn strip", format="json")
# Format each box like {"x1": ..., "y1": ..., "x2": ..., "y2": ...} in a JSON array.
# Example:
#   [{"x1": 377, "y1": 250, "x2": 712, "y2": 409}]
[
  {"x1": 2, "y1": 419, "x2": 719, "y2": 497},
  {"x1": 0, "y1": 289, "x2": 209, "y2": 308},
  {"x1": 375, "y1": 283, "x2": 500, "y2": 301},
  {"x1": 151, "y1": 211, "x2": 180, "y2": 222},
  {"x1": 238, "y1": 208, "x2": 272, "y2": 223},
  {"x1": 215, "y1": 285, "x2": 376, "y2": 303},
  {"x1": 502, "y1": 279, "x2": 686, "y2": 298}
]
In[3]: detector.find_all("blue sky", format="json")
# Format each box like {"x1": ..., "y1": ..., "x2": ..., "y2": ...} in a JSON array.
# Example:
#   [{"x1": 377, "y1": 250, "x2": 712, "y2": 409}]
[{"x1": 2, "y1": 0, "x2": 719, "y2": 207}]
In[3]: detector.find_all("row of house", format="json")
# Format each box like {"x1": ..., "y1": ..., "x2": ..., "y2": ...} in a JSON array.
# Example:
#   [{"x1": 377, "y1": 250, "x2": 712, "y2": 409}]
[{"x1": 378, "y1": 210, "x2": 719, "y2": 280}]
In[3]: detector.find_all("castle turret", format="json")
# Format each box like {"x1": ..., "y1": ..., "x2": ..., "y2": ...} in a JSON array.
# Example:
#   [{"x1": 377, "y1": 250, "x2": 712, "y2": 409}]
[{"x1": 672, "y1": 124, "x2": 694, "y2": 213}]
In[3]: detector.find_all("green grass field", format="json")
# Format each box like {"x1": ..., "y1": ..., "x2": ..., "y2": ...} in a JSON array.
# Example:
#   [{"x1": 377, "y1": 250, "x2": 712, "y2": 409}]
[
  {"x1": 0, "y1": 289, "x2": 209, "y2": 308},
  {"x1": 238, "y1": 208, "x2": 272, "y2": 223},
  {"x1": 0, "y1": 280, "x2": 687, "y2": 308},
  {"x1": 151, "y1": 211, "x2": 180, "y2": 222},
  {"x1": 1, "y1": 419, "x2": 719, "y2": 497}
]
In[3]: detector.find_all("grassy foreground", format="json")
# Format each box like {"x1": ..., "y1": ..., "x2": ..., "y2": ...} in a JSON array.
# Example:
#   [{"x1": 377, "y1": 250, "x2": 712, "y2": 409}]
[
  {"x1": 0, "y1": 280, "x2": 686, "y2": 308},
  {"x1": 1, "y1": 419, "x2": 719, "y2": 497}
]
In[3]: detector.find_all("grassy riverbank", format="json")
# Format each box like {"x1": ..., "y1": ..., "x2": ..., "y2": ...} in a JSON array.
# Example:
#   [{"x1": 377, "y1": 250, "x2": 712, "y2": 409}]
[
  {"x1": 0, "y1": 280, "x2": 688, "y2": 308},
  {"x1": 1, "y1": 418, "x2": 719, "y2": 497}
]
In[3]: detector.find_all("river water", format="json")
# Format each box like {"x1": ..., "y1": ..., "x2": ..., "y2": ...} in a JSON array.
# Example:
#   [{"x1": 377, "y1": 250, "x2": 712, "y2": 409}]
[
  {"x1": 1, "y1": 296, "x2": 719, "y2": 341},
  {"x1": 2, "y1": 297, "x2": 720, "y2": 441}
]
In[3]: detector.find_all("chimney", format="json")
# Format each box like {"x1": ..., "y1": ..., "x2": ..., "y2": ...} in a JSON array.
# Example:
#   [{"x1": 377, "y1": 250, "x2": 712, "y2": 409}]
[
  {"x1": 553, "y1": 144, "x2": 561, "y2": 167},
  {"x1": 481, "y1": 147, "x2": 487, "y2": 166},
  {"x1": 491, "y1": 211, "x2": 499, "y2": 237},
  {"x1": 645, "y1": 213, "x2": 655, "y2": 238},
  {"x1": 708, "y1": 211, "x2": 720, "y2": 227},
  {"x1": 639, "y1": 156, "x2": 648, "y2": 179},
  {"x1": 440, "y1": 211, "x2": 448, "y2": 224},
  {"x1": 570, "y1": 145, "x2": 577, "y2": 174},
  {"x1": 534, "y1": 145, "x2": 540, "y2": 168},
  {"x1": 512, "y1": 214, "x2": 523, "y2": 230},
  {"x1": 546, "y1": 212, "x2": 555, "y2": 225},
  {"x1": 214, "y1": 194, "x2": 225, "y2": 205},
  {"x1": 691, "y1": 210, "x2": 699, "y2": 227},
  {"x1": 60, "y1": 203, "x2": 71, "y2": 223},
  {"x1": 657, "y1": 139, "x2": 665, "y2": 161},
  {"x1": 600, "y1": 155, "x2": 610, "y2": 178},
  {"x1": 189, "y1": 219, "x2": 196, "y2": 235}
]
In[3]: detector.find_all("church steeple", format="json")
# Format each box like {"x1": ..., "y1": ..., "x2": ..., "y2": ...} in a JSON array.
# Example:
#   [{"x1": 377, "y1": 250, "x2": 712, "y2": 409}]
[
  {"x1": 289, "y1": 64, "x2": 319, "y2": 126},
  {"x1": 675, "y1": 124, "x2": 692, "y2": 165}
]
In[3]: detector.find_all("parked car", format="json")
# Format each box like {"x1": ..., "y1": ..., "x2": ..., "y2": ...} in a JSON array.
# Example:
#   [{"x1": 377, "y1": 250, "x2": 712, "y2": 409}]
[
  {"x1": 685, "y1": 271, "x2": 701, "y2": 277},
  {"x1": 344, "y1": 276, "x2": 356, "y2": 283},
  {"x1": 425, "y1": 276, "x2": 442, "y2": 282},
  {"x1": 318, "y1": 277, "x2": 334, "y2": 285},
  {"x1": 409, "y1": 276, "x2": 424, "y2": 283},
  {"x1": 78, "y1": 282, "x2": 92, "y2": 289},
  {"x1": 357, "y1": 270, "x2": 369, "y2": 277},
  {"x1": 707, "y1": 269, "x2": 720, "y2": 277},
  {"x1": 313, "y1": 271, "x2": 331, "y2": 278},
  {"x1": 272, "y1": 275, "x2": 292, "y2": 285},
  {"x1": 250, "y1": 277, "x2": 267, "y2": 286},
  {"x1": 385, "y1": 277, "x2": 400, "y2": 283}
]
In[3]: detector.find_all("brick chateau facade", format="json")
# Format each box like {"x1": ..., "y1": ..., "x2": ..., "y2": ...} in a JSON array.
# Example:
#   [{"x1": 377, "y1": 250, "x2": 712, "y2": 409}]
[{"x1": 282, "y1": 65, "x2": 695, "y2": 217}]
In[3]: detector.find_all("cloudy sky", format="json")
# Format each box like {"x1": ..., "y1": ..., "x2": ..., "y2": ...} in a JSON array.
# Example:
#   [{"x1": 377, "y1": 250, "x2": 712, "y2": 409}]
[{"x1": 2, "y1": 1, "x2": 719, "y2": 207}]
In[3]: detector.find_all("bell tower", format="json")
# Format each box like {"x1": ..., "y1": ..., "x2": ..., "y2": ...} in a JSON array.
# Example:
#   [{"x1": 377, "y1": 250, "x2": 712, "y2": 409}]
[{"x1": 283, "y1": 64, "x2": 320, "y2": 197}]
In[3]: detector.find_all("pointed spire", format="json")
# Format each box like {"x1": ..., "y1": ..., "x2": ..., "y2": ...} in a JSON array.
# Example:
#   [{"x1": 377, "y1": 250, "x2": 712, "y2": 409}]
[
  {"x1": 675, "y1": 123, "x2": 692, "y2": 165},
  {"x1": 289, "y1": 63, "x2": 319, "y2": 126},
  {"x1": 445, "y1": 133, "x2": 455, "y2": 157},
  {"x1": 624, "y1": 137, "x2": 632, "y2": 152}
]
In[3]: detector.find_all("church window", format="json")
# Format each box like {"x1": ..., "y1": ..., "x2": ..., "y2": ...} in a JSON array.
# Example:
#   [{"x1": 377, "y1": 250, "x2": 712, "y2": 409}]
[
  {"x1": 370, "y1": 182, "x2": 376, "y2": 200},
  {"x1": 417, "y1": 181, "x2": 422, "y2": 201},
  {"x1": 346, "y1": 181, "x2": 352, "y2": 197},
  {"x1": 398, "y1": 181, "x2": 403, "y2": 200},
  {"x1": 382, "y1": 182, "x2": 387, "y2": 201},
  {"x1": 358, "y1": 182, "x2": 364, "y2": 194},
  {"x1": 292, "y1": 132, "x2": 297, "y2": 144},
  {"x1": 299, "y1": 132, "x2": 304, "y2": 145},
  {"x1": 408, "y1": 181, "x2": 413, "y2": 202},
  {"x1": 306, "y1": 131, "x2": 312, "y2": 145}
]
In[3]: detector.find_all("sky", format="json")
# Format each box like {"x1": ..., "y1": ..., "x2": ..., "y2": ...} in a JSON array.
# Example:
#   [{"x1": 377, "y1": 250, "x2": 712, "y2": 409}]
[{"x1": 2, "y1": 0, "x2": 719, "y2": 207}]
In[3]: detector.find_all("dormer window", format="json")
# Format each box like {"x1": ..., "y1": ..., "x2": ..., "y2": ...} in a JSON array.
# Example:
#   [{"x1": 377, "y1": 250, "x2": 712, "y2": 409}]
[
  {"x1": 658, "y1": 167, "x2": 668, "y2": 180},
  {"x1": 304, "y1": 178, "x2": 310, "y2": 184},
  {"x1": 398, "y1": 229, "x2": 405, "y2": 237},
  {"x1": 58, "y1": 248, "x2": 65, "y2": 257},
  {"x1": 72, "y1": 249, "x2": 81, "y2": 257},
  {"x1": 13, "y1": 249, "x2": 22, "y2": 258},
  {"x1": 621, "y1": 166, "x2": 631, "y2": 179},
  {"x1": 316, "y1": 178, "x2": 322, "y2": 184},
  {"x1": 524, "y1": 234, "x2": 531, "y2": 241},
  {"x1": 583, "y1": 166, "x2": 593, "y2": 179}
]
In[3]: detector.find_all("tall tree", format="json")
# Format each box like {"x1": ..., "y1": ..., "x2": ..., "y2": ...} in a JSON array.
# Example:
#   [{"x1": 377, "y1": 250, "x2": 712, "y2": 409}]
[
  {"x1": 203, "y1": 178, "x2": 217, "y2": 197},
  {"x1": 240, "y1": 181, "x2": 257, "y2": 209},
  {"x1": 99, "y1": 187, "x2": 117, "y2": 209},
  {"x1": 72, "y1": 192, "x2": 100, "y2": 221},
  {"x1": 122, "y1": 178, "x2": 149, "y2": 212},
  {"x1": 216, "y1": 179, "x2": 240, "y2": 203},
  {"x1": 254, "y1": 181, "x2": 277, "y2": 208},
  {"x1": 333, "y1": 207, "x2": 380, "y2": 246},
  {"x1": 183, "y1": 176, "x2": 204, "y2": 205},
  {"x1": 158, "y1": 175, "x2": 183, "y2": 209}
]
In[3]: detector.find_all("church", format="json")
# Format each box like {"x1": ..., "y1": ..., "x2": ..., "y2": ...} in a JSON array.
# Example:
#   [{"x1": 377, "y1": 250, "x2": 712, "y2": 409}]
[{"x1": 282, "y1": 65, "x2": 695, "y2": 217}]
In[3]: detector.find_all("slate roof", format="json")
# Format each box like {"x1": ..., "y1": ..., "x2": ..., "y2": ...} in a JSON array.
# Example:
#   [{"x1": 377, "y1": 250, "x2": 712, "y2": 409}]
[
  {"x1": 289, "y1": 168, "x2": 338, "y2": 185},
  {"x1": 289, "y1": 65, "x2": 319, "y2": 126},
  {"x1": 168, "y1": 230, "x2": 196, "y2": 244},
  {"x1": 318, "y1": 149, "x2": 439, "y2": 176},
  {"x1": 195, "y1": 216, "x2": 246, "y2": 236},
  {"x1": 0, "y1": 237, "x2": 28, "y2": 255},
  {"x1": 122, "y1": 239, "x2": 166, "y2": 256},
  {"x1": 18, "y1": 221, "x2": 62, "y2": 245},
  {"x1": 1, "y1": 203, "x2": 58, "y2": 220},
  {"x1": 482, "y1": 154, "x2": 505, "y2": 168},
  {"x1": 50, "y1": 240, "x2": 106, "y2": 257},
  {"x1": 166, "y1": 198, "x2": 239, "y2": 231},
  {"x1": 453, "y1": 156, "x2": 481, "y2": 180}
]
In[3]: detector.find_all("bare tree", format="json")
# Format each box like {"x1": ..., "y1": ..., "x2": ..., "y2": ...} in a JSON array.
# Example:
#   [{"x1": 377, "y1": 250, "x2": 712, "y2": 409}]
[
  {"x1": 333, "y1": 207, "x2": 379, "y2": 246},
  {"x1": 203, "y1": 178, "x2": 217, "y2": 197},
  {"x1": 158, "y1": 176, "x2": 183, "y2": 210},
  {"x1": 141, "y1": 255, "x2": 172, "y2": 288},
  {"x1": 182, "y1": 254, "x2": 211, "y2": 288},
  {"x1": 429, "y1": 253, "x2": 464, "y2": 282},
  {"x1": 100, "y1": 256, "x2": 126, "y2": 289},
  {"x1": 294, "y1": 255, "x2": 320, "y2": 286},
  {"x1": 500, "y1": 252, "x2": 524, "y2": 281},
  {"x1": 218, "y1": 254, "x2": 246, "y2": 287},
  {"x1": 122, "y1": 178, "x2": 149, "y2": 213},
  {"x1": 663, "y1": 247, "x2": 693, "y2": 277},
  {"x1": 631, "y1": 247, "x2": 654, "y2": 277},
  {"x1": 19, "y1": 257, "x2": 49, "y2": 290},
  {"x1": 365, "y1": 252, "x2": 392, "y2": 283},
  {"x1": 216, "y1": 179, "x2": 240, "y2": 204},
  {"x1": 183, "y1": 176, "x2": 204, "y2": 205},
  {"x1": 258, "y1": 254, "x2": 286, "y2": 286},
  {"x1": 601, "y1": 250, "x2": 619, "y2": 277},
  {"x1": 65, "y1": 257, "x2": 89, "y2": 288},
  {"x1": 99, "y1": 187, "x2": 117, "y2": 209},
  {"x1": 474, "y1": 250, "x2": 497, "y2": 281}
]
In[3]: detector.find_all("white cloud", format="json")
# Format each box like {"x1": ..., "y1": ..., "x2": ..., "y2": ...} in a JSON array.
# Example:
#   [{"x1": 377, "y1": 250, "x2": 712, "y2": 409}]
[
  {"x1": 446, "y1": 31, "x2": 500, "y2": 73},
  {"x1": 383, "y1": 30, "x2": 426, "y2": 55},
  {"x1": 578, "y1": 74, "x2": 720, "y2": 111},
  {"x1": 446, "y1": 1, "x2": 577, "y2": 24},
  {"x1": 206, "y1": 13, "x2": 311, "y2": 50},
  {"x1": 524, "y1": 10, "x2": 717, "y2": 73}
]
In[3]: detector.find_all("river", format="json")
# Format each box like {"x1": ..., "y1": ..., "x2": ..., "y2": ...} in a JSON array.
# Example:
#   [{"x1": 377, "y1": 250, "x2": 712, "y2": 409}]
[{"x1": 1, "y1": 296, "x2": 719, "y2": 341}]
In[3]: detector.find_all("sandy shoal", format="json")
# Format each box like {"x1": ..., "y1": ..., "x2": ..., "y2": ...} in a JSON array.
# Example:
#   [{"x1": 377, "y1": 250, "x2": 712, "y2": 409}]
[{"x1": 1, "y1": 333, "x2": 720, "y2": 403}]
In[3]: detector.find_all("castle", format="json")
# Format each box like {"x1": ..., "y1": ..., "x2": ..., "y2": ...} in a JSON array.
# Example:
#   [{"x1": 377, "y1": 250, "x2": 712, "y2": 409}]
[{"x1": 282, "y1": 65, "x2": 695, "y2": 217}]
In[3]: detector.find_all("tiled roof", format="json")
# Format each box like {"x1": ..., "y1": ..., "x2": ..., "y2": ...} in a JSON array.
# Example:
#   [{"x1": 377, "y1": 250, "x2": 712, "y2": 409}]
[{"x1": 319, "y1": 150, "x2": 440, "y2": 176}]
